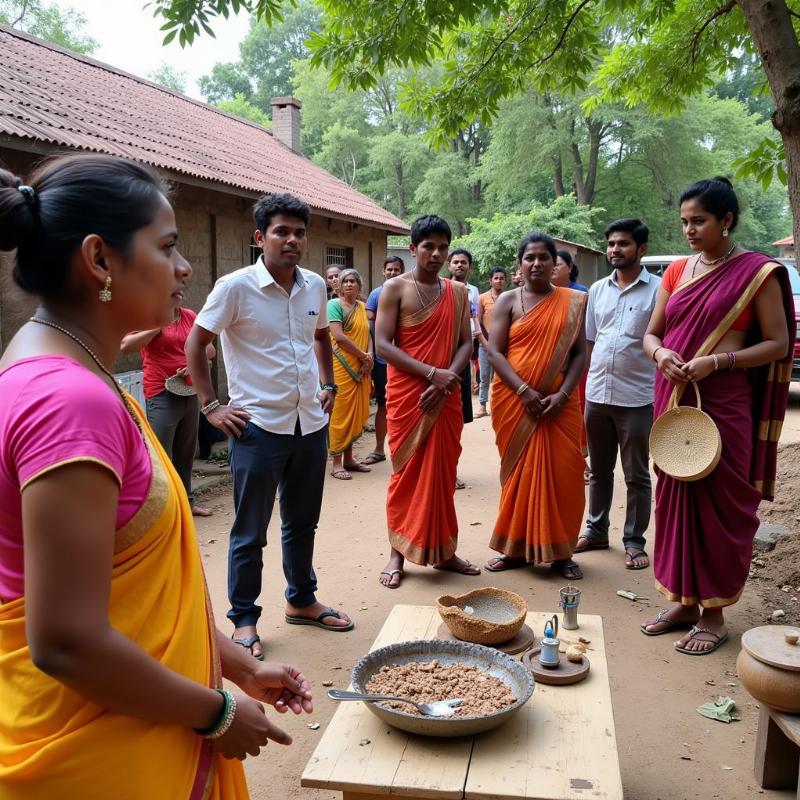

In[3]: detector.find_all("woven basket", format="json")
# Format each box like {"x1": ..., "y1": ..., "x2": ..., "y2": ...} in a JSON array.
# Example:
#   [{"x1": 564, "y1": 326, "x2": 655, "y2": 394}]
[
  {"x1": 164, "y1": 372, "x2": 196, "y2": 397},
  {"x1": 650, "y1": 382, "x2": 721, "y2": 482},
  {"x1": 437, "y1": 587, "x2": 527, "y2": 645}
]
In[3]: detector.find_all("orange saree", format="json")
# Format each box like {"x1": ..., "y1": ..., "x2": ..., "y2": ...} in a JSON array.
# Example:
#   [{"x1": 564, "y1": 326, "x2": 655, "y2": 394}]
[
  {"x1": 386, "y1": 279, "x2": 467, "y2": 564},
  {"x1": 490, "y1": 288, "x2": 586, "y2": 564}
]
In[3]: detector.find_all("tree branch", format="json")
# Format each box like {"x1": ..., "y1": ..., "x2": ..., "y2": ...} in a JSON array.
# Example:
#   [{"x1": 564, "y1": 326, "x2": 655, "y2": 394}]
[
  {"x1": 690, "y1": 1, "x2": 737, "y2": 65},
  {"x1": 534, "y1": 0, "x2": 595, "y2": 67}
]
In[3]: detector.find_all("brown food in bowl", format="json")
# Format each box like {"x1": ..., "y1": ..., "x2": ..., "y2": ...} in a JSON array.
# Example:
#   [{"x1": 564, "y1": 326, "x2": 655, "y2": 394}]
[{"x1": 366, "y1": 660, "x2": 516, "y2": 716}]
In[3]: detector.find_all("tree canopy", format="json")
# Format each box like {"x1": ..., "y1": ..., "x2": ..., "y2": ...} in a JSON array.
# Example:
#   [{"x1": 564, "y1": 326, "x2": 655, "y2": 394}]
[{"x1": 0, "y1": 0, "x2": 97, "y2": 53}]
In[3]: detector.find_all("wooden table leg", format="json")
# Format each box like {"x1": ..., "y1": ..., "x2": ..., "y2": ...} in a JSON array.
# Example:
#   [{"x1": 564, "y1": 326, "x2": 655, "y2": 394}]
[{"x1": 754, "y1": 706, "x2": 800, "y2": 792}]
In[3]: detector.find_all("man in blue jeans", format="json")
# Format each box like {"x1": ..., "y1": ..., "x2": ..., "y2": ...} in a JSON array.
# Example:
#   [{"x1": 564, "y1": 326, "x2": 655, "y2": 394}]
[{"x1": 186, "y1": 193, "x2": 353, "y2": 661}]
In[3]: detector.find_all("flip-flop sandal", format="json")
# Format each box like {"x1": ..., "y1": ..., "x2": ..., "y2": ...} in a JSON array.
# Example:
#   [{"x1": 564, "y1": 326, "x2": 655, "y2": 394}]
[
  {"x1": 640, "y1": 609, "x2": 699, "y2": 636},
  {"x1": 231, "y1": 633, "x2": 264, "y2": 661},
  {"x1": 674, "y1": 626, "x2": 729, "y2": 656},
  {"x1": 433, "y1": 560, "x2": 481, "y2": 575},
  {"x1": 330, "y1": 468, "x2": 352, "y2": 480},
  {"x1": 485, "y1": 555, "x2": 527, "y2": 572},
  {"x1": 343, "y1": 463, "x2": 371, "y2": 473},
  {"x1": 379, "y1": 568, "x2": 403, "y2": 588},
  {"x1": 552, "y1": 560, "x2": 583, "y2": 580},
  {"x1": 625, "y1": 548, "x2": 650, "y2": 570},
  {"x1": 455, "y1": 478, "x2": 466, "y2": 490},
  {"x1": 285, "y1": 608, "x2": 354, "y2": 632},
  {"x1": 574, "y1": 534, "x2": 610, "y2": 553},
  {"x1": 362, "y1": 452, "x2": 387, "y2": 465}
]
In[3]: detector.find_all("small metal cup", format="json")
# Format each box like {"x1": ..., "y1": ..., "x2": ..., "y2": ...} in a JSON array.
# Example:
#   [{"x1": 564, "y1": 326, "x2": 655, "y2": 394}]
[{"x1": 559, "y1": 585, "x2": 581, "y2": 630}]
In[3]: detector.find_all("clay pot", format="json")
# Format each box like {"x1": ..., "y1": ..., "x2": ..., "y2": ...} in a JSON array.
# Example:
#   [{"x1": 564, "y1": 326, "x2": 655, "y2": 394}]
[
  {"x1": 437, "y1": 587, "x2": 527, "y2": 645},
  {"x1": 736, "y1": 649, "x2": 800, "y2": 714}
]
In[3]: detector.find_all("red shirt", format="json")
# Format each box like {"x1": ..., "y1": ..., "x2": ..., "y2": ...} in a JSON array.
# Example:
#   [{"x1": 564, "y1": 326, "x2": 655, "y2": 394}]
[{"x1": 140, "y1": 307, "x2": 196, "y2": 399}]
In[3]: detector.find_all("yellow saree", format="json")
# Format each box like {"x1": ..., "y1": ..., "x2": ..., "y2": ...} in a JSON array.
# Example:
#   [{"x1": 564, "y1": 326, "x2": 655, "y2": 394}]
[
  {"x1": 0, "y1": 401, "x2": 248, "y2": 800},
  {"x1": 328, "y1": 300, "x2": 371, "y2": 455}
]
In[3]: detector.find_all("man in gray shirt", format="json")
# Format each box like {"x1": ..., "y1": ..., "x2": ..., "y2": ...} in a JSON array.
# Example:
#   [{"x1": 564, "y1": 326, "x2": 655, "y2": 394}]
[{"x1": 577, "y1": 219, "x2": 660, "y2": 570}]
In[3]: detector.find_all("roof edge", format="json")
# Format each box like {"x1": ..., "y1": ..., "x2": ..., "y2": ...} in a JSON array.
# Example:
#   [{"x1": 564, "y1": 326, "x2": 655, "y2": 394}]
[{"x1": 0, "y1": 23, "x2": 279, "y2": 138}]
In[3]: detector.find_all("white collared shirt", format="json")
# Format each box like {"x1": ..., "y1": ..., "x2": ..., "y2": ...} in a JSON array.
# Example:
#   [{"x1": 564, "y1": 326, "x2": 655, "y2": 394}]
[
  {"x1": 196, "y1": 258, "x2": 329, "y2": 435},
  {"x1": 585, "y1": 267, "x2": 661, "y2": 407}
]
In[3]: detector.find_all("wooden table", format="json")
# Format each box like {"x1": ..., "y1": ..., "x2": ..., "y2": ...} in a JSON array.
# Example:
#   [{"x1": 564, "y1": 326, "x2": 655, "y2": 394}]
[
  {"x1": 302, "y1": 604, "x2": 623, "y2": 800},
  {"x1": 754, "y1": 706, "x2": 800, "y2": 798}
]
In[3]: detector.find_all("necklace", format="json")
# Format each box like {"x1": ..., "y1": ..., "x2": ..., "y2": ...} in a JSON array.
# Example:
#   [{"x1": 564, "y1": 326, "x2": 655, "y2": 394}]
[
  {"x1": 519, "y1": 284, "x2": 553, "y2": 314},
  {"x1": 29, "y1": 317, "x2": 143, "y2": 433},
  {"x1": 696, "y1": 241, "x2": 737, "y2": 270},
  {"x1": 411, "y1": 269, "x2": 442, "y2": 310}
]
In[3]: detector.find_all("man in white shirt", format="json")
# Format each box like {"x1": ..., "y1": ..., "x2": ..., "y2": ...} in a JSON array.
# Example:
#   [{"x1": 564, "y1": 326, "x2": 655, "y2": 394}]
[
  {"x1": 577, "y1": 219, "x2": 660, "y2": 571},
  {"x1": 186, "y1": 193, "x2": 353, "y2": 661}
]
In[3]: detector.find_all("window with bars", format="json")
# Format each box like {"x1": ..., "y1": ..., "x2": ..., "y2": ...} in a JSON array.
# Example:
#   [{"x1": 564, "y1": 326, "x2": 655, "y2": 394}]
[
  {"x1": 325, "y1": 245, "x2": 348, "y2": 267},
  {"x1": 249, "y1": 239, "x2": 262, "y2": 264}
]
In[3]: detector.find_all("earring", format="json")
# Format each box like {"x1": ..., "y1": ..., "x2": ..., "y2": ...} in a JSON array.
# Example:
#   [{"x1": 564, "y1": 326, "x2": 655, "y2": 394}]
[
  {"x1": 722, "y1": 228, "x2": 729, "y2": 238},
  {"x1": 99, "y1": 276, "x2": 112, "y2": 302}
]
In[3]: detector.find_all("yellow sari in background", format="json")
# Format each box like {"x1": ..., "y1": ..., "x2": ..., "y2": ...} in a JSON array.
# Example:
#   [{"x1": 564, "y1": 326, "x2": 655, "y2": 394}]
[
  {"x1": 0, "y1": 402, "x2": 248, "y2": 800},
  {"x1": 328, "y1": 300, "x2": 371, "y2": 455}
]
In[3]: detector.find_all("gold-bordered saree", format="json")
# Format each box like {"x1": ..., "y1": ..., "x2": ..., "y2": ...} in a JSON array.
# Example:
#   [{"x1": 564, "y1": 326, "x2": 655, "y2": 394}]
[
  {"x1": 385, "y1": 279, "x2": 467, "y2": 565},
  {"x1": 652, "y1": 252, "x2": 796, "y2": 608},
  {"x1": 490, "y1": 287, "x2": 586, "y2": 563},
  {"x1": 0, "y1": 400, "x2": 249, "y2": 800}
]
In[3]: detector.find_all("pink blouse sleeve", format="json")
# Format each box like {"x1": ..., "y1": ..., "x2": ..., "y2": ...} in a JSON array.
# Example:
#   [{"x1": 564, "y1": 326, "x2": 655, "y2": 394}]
[{"x1": 8, "y1": 366, "x2": 139, "y2": 491}]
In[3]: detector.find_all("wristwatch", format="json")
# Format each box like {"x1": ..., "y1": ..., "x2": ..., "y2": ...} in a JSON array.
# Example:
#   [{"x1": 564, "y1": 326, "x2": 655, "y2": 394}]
[{"x1": 321, "y1": 382, "x2": 339, "y2": 395}]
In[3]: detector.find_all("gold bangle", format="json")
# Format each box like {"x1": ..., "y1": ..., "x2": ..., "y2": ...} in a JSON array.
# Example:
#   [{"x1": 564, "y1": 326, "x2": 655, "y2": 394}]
[{"x1": 516, "y1": 382, "x2": 529, "y2": 396}]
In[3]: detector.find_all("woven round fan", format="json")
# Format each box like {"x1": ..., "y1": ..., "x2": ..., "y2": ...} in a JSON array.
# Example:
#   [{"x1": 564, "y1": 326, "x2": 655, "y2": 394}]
[
  {"x1": 649, "y1": 382, "x2": 721, "y2": 481},
  {"x1": 164, "y1": 372, "x2": 196, "y2": 397}
]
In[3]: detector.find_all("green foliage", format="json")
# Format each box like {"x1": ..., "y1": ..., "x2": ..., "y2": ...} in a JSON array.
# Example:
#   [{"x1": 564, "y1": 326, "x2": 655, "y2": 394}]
[
  {"x1": 453, "y1": 195, "x2": 599, "y2": 278},
  {"x1": 316, "y1": 122, "x2": 368, "y2": 185},
  {"x1": 413, "y1": 152, "x2": 482, "y2": 235},
  {"x1": 215, "y1": 93, "x2": 272, "y2": 126},
  {"x1": 732, "y1": 138, "x2": 787, "y2": 190},
  {"x1": 0, "y1": 0, "x2": 97, "y2": 53},
  {"x1": 198, "y1": 62, "x2": 253, "y2": 103},
  {"x1": 148, "y1": 63, "x2": 188, "y2": 93}
]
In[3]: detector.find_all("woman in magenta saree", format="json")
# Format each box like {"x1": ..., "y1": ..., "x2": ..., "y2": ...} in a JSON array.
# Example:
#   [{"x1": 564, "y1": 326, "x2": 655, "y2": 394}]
[{"x1": 642, "y1": 177, "x2": 793, "y2": 655}]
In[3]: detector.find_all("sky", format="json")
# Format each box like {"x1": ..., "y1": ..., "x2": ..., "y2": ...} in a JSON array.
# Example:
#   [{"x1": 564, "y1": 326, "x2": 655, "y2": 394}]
[{"x1": 55, "y1": 0, "x2": 250, "y2": 99}]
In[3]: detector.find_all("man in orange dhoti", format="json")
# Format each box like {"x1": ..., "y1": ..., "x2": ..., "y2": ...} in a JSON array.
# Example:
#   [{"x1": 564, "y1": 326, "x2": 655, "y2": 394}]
[
  {"x1": 375, "y1": 215, "x2": 478, "y2": 589},
  {"x1": 484, "y1": 232, "x2": 587, "y2": 580}
]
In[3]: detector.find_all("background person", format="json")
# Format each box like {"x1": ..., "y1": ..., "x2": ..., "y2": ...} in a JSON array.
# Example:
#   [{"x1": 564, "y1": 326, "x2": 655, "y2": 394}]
[
  {"x1": 485, "y1": 233, "x2": 586, "y2": 580},
  {"x1": 186, "y1": 192, "x2": 352, "y2": 663},
  {"x1": 327, "y1": 268, "x2": 373, "y2": 479},
  {"x1": 641, "y1": 178, "x2": 793, "y2": 654},
  {"x1": 121, "y1": 301, "x2": 215, "y2": 517},
  {"x1": 325, "y1": 263, "x2": 341, "y2": 299},
  {"x1": 476, "y1": 266, "x2": 507, "y2": 418},
  {"x1": 553, "y1": 250, "x2": 589, "y2": 292},
  {"x1": 0, "y1": 155, "x2": 312, "y2": 798},
  {"x1": 364, "y1": 255, "x2": 405, "y2": 464},
  {"x1": 578, "y1": 219, "x2": 658, "y2": 570}
]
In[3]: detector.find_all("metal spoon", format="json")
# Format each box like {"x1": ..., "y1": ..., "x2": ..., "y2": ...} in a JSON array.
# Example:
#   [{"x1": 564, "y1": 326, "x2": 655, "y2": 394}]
[{"x1": 327, "y1": 688, "x2": 463, "y2": 717}]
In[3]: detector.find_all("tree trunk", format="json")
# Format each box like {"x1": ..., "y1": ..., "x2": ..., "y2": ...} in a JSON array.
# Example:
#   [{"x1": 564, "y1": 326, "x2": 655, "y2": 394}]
[
  {"x1": 395, "y1": 164, "x2": 405, "y2": 218},
  {"x1": 738, "y1": 0, "x2": 800, "y2": 244},
  {"x1": 554, "y1": 151, "x2": 566, "y2": 197}
]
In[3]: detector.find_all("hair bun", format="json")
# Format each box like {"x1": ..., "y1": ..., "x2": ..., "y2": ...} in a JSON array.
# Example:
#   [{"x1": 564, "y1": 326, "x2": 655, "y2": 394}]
[
  {"x1": 712, "y1": 175, "x2": 733, "y2": 188},
  {"x1": 0, "y1": 167, "x2": 36, "y2": 251}
]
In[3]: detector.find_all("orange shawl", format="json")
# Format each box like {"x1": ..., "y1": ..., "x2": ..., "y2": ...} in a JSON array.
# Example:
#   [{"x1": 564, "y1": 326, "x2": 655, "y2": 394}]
[
  {"x1": 490, "y1": 288, "x2": 586, "y2": 563},
  {"x1": 385, "y1": 279, "x2": 466, "y2": 564}
]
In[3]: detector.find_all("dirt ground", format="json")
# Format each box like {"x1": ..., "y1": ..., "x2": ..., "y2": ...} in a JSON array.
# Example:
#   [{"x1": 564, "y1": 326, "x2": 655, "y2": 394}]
[{"x1": 193, "y1": 391, "x2": 800, "y2": 800}]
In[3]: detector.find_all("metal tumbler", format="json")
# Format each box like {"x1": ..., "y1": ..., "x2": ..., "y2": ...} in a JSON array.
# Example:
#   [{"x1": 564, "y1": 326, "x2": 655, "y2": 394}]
[{"x1": 559, "y1": 585, "x2": 581, "y2": 630}]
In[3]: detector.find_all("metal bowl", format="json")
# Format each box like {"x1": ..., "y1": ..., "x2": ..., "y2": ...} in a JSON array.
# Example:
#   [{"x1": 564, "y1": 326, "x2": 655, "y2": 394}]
[{"x1": 351, "y1": 639, "x2": 534, "y2": 737}]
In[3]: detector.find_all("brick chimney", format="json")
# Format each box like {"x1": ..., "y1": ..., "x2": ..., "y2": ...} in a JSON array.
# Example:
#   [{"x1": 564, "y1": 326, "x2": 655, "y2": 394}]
[{"x1": 270, "y1": 96, "x2": 302, "y2": 152}]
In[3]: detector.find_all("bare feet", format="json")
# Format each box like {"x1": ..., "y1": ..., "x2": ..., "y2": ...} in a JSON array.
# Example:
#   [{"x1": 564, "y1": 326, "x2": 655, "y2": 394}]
[
  {"x1": 191, "y1": 504, "x2": 213, "y2": 517},
  {"x1": 674, "y1": 609, "x2": 727, "y2": 654},
  {"x1": 433, "y1": 555, "x2": 481, "y2": 575},
  {"x1": 379, "y1": 549, "x2": 405, "y2": 588},
  {"x1": 232, "y1": 624, "x2": 263, "y2": 659},
  {"x1": 641, "y1": 603, "x2": 699, "y2": 635},
  {"x1": 285, "y1": 600, "x2": 352, "y2": 630}
]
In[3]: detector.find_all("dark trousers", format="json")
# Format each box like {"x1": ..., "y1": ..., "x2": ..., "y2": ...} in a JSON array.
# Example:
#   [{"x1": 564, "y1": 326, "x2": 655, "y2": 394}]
[
  {"x1": 584, "y1": 401, "x2": 653, "y2": 551},
  {"x1": 146, "y1": 391, "x2": 199, "y2": 504},
  {"x1": 227, "y1": 420, "x2": 327, "y2": 627}
]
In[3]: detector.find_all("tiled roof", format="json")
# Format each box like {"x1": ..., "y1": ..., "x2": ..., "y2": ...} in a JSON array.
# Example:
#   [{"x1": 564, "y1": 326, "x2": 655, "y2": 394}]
[
  {"x1": 0, "y1": 25, "x2": 409, "y2": 234},
  {"x1": 774, "y1": 235, "x2": 794, "y2": 246}
]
